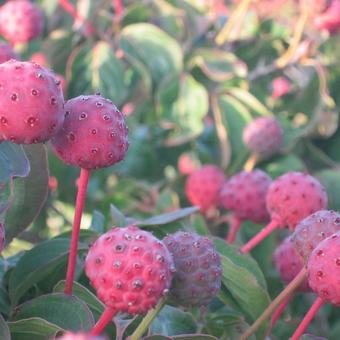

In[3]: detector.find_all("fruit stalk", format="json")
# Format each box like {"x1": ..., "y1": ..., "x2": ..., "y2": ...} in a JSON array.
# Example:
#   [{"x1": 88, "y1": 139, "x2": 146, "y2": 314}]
[
  {"x1": 226, "y1": 215, "x2": 242, "y2": 244},
  {"x1": 64, "y1": 168, "x2": 91, "y2": 295},
  {"x1": 243, "y1": 153, "x2": 257, "y2": 171},
  {"x1": 240, "y1": 268, "x2": 307, "y2": 340},
  {"x1": 270, "y1": 293, "x2": 293, "y2": 329},
  {"x1": 113, "y1": 0, "x2": 123, "y2": 16},
  {"x1": 291, "y1": 297, "x2": 324, "y2": 340},
  {"x1": 90, "y1": 307, "x2": 117, "y2": 336},
  {"x1": 129, "y1": 298, "x2": 167, "y2": 340},
  {"x1": 240, "y1": 218, "x2": 280, "y2": 253}
]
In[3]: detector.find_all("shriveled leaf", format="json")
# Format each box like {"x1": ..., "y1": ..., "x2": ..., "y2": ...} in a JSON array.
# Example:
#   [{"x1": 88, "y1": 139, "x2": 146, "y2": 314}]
[
  {"x1": 11, "y1": 293, "x2": 94, "y2": 332},
  {"x1": 119, "y1": 23, "x2": 183, "y2": 85},
  {"x1": 68, "y1": 41, "x2": 127, "y2": 105},
  {"x1": 150, "y1": 305, "x2": 196, "y2": 336},
  {"x1": 136, "y1": 207, "x2": 199, "y2": 227},
  {"x1": 0, "y1": 314, "x2": 10, "y2": 340},
  {"x1": 9, "y1": 238, "x2": 87, "y2": 305},
  {"x1": 5, "y1": 145, "x2": 48, "y2": 244},
  {"x1": 8, "y1": 317, "x2": 61, "y2": 340}
]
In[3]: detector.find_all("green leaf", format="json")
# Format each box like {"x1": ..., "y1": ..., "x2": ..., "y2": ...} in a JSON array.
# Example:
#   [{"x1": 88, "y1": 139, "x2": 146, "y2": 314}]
[
  {"x1": 0, "y1": 314, "x2": 10, "y2": 340},
  {"x1": 0, "y1": 181, "x2": 13, "y2": 215},
  {"x1": 136, "y1": 207, "x2": 199, "y2": 227},
  {"x1": 8, "y1": 238, "x2": 87, "y2": 305},
  {"x1": 90, "y1": 210, "x2": 105, "y2": 233},
  {"x1": 11, "y1": 293, "x2": 94, "y2": 332},
  {"x1": 156, "y1": 73, "x2": 209, "y2": 143},
  {"x1": 188, "y1": 49, "x2": 247, "y2": 82},
  {"x1": 110, "y1": 203, "x2": 128, "y2": 227},
  {"x1": 143, "y1": 336, "x2": 171, "y2": 340},
  {"x1": 5, "y1": 145, "x2": 49, "y2": 244},
  {"x1": 315, "y1": 169, "x2": 340, "y2": 211},
  {"x1": 8, "y1": 317, "x2": 61, "y2": 340},
  {"x1": 119, "y1": 23, "x2": 183, "y2": 85},
  {"x1": 213, "y1": 238, "x2": 270, "y2": 338},
  {"x1": 173, "y1": 335, "x2": 219, "y2": 340},
  {"x1": 68, "y1": 41, "x2": 127, "y2": 106},
  {"x1": 150, "y1": 305, "x2": 196, "y2": 336},
  {"x1": 0, "y1": 142, "x2": 30, "y2": 184}
]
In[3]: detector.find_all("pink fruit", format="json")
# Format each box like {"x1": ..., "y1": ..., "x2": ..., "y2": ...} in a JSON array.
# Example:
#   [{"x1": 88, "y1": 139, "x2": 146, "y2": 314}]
[
  {"x1": 307, "y1": 231, "x2": 340, "y2": 305},
  {"x1": 292, "y1": 210, "x2": 340, "y2": 262},
  {"x1": 314, "y1": 0, "x2": 340, "y2": 34},
  {"x1": 0, "y1": 43, "x2": 19, "y2": 64},
  {"x1": 0, "y1": 60, "x2": 65, "y2": 144},
  {"x1": 0, "y1": 222, "x2": 5, "y2": 253},
  {"x1": 51, "y1": 94, "x2": 128, "y2": 170},
  {"x1": 243, "y1": 117, "x2": 283, "y2": 158},
  {"x1": 0, "y1": 0, "x2": 44, "y2": 44},
  {"x1": 273, "y1": 236, "x2": 309, "y2": 291},
  {"x1": 185, "y1": 165, "x2": 225, "y2": 213},
  {"x1": 57, "y1": 333, "x2": 105, "y2": 340},
  {"x1": 163, "y1": 231, "x2": 222, "y2": 306},
  {"x1": 272, "y1": 77, "x2": 291, "y2": 99},
  {"x1": 85, "y1": 225, "x2": 175, "y2": 315},
  {"x1": 219, "y1": 169, "x2": 271, "y2": 224},
  {"x1": 266, "y1": 172, "x2": 328, "y2": 230},
  {"x1": 178, "y1": 153, "x2": 198, "y2": 175}
]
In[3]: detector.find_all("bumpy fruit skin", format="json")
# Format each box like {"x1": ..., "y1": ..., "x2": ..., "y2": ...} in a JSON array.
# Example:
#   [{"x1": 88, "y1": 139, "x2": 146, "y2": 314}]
[
  {"x1": 219, "y1": 169, "x2": 271, "y2": 224},
  {"x1": 266, "y1": 172, "x2": 328, "y2": 230},
  {"x1": 85, "y1": 225, "x2": 175, "y2": 315},
  {"x1": 292, "y1": 210, "x2": 340, "y2": 263},
  {"x1": 0, "y1": 60, "x2": 65, "y2": 144},
  {"x1": 272, "y1": 77, "x2": 291, "y2": 99},
  {"x1": 0, "y1": 0, "x2": 44, "y2": 44},
  {"x1": 0, "y1": 43, "x2": 18, "y2": 64},
  {"x1": 51, "y1": 94, "x2": 128, "y2": 170},
  {"x1": 0, "y1": 222, "x2": 5, "y2": 253},
  {"x1": 307, "y1": 231, "x2": 340, "y2": 305},
  {"x1": 314, "y1": 0, "x2": 340, "y2": 34},
  {"x1": 185, "y1": 165, "x2": 225, "y2": 213},
  {"x1": 163, "y1": 231, "x2": 222, "y2": 306},
  {"x1": 242, "y1": 117, "x2": 283, "y2": 158},
  {"x1": 273, "y1": 237, "x2": 309, "y2": 291},
  {"x1": 57, "y1": 333, "x2": 105, "y2": 340}
]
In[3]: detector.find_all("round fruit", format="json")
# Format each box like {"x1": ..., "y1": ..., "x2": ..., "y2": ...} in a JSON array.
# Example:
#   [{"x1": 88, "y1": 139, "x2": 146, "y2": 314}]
[
  {"x1": 0, "y1": 60, "x2": 65, "y2": 144},
  {"x1": 272, "y1": 77, "x2": 291, "y2": 99},
  {"x1": 0, "y1": 43, "x2": 18, "y2": 64},
  {"x1": 219, "y1": 169, "x2": 271, "y2": 224},
  {"x1": 85, "y1": 225, "x2": 175, "y2": 315},
  {"x1": 314, "y1": 0, "x2": 340, "y2": 34},
  {"x1": 163, "y1": 231, "x2": 222, "y2": 306},
  {"x1": 307, "y1": 231, "x2": 340, "y2": 305},
  {"x1": 266, "y1": 172, "x2": 328, "y2": 230},
  {"x1": 185, "y1": 165, "x2": 225, "y2": 213},
  {"x1": 0, "y1": 0, "x2": 44, "y2": 44},
  {"x1": 242, "y1": 116, "x2": 283, "y2": 158},
  {"x1": 273, "y1": 236, "x2": 309, "y2": 291},
  {"x1": 57, "y1": 333, "x2": 105, "y2": 340},
  {"x1": 51, "y1": 94, "x2": 128, "y2": 170},
  {"x1": 292, "y1": 210, "x2": 340, "y2": 262}
]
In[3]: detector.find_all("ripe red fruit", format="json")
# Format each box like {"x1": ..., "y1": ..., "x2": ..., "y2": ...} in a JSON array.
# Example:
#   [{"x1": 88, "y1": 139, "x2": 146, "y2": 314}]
[
  {"x1": 163, "y1": 231, "x2": 222, "y2": 306},
  {"x1": 0, "y1": 43, "x2": 18, "y2": 64},
  {"x1": 85, "y1": 225, "x2": 175, "y2": 315},
  {"x1": 57, "y1": 333, "x2": 105, "y2": 340},
  {"x1": 0, "y1": 0, "x2": 44, "y2": 44},
  {"x1": 0, "y1": 222, "x2": 5, "y2": 253},
  {"x1": 266, "y1": 172, "x2": 328, "y2": 231},
  {"x1": 273, "y1": 237, "x2": 309, "y2": 291},
  {"x1": 314, "y1": 0, "x2": 340, "y2": 34},
  {"x1": 185, "y1": 165, "x2": 225, "y2": 213},
  {"x1": 307, "y1": 231, "x2": 340, "y2": 305},
  {"x1": 272, "y1": 77, "x2": 291, "y2": 99},
  {"x1": 292, "y1": 210, "x2": 340, "y2": 262},
  {"x1": 219, "y1": 169, "x2": 271, "y2": 224},
  {"x1": 0, "y1": 60, "x2": 65, "y2": 144},
  {"x1": 51, "y1": 94, "x2": 128, "y2": 170},
  {"x1": 178, "y1": 153, "x2": 198, "y2": 175},
  {"x1": 30, "y1": 52, "x2": 48, "y2": 67},
  {"x1": 243, "y1": 117, "x2": 283, "y2": 158}
]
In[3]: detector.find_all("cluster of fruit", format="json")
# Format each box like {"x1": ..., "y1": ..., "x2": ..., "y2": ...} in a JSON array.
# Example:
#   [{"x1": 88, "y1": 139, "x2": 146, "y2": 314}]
[{"x1": 183, "y1": 114, "x2": 339, "y2": 338}]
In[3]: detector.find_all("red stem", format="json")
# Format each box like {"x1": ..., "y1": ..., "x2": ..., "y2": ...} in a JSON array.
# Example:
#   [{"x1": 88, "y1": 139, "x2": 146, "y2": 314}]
[
  {"x1": 91, "y1": 307, "x2": 117, "y2": 336},
  {"x1": 291, "y1": 297, "x2": 324, "y2": 340},
  {"x1": 58, "y1": 0, "x2": 96, "y2": 35},
  {"x1": 113, "y1": 0, "x2": 123, "y2": 16},
  {"x1": 226, "y1": 215, "x2": 242, "y2": 244},
  {"x1": 240, "y1": 218, "x2": 280, "y2": 253},
  {"x1": 270, "y1": 293, "x2": 293, "y2": 328},
  {"x1": 64, "y1": 168, "x2": 91, "y2": 295}
]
